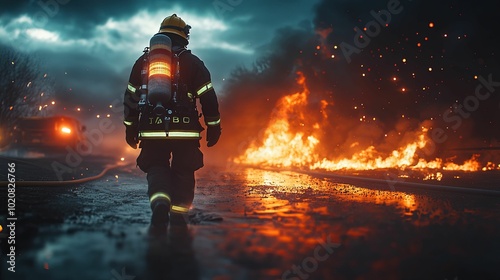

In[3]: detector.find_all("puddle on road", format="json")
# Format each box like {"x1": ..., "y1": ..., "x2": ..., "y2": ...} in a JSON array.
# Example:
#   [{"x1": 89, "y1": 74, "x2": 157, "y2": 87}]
[
  {"x1": 243, "y1": 168, "x2": 422, "y2": 214},
  {"x1": 188, "y1": 168, "x2": 496, "y2": 279},
  {"x1": 234, "y1": 168, "x2": 469, "y2": 239}
]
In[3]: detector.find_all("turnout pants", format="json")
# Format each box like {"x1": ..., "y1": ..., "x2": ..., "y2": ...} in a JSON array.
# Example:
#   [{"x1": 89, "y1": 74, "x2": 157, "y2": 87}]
[{"x1": 137, "y1": 139, "x2": 204, "y2": 214}]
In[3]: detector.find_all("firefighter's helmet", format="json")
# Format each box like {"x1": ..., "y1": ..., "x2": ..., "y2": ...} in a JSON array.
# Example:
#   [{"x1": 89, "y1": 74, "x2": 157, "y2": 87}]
[{"x1": 159, "y1": 14, "x2": 191, "y2": 43}]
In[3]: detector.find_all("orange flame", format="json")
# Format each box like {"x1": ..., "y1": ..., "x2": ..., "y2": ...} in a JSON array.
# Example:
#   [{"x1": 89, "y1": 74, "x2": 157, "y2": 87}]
[{"x1": 235, "y1": 73, "x2": 493, "y2": 173}]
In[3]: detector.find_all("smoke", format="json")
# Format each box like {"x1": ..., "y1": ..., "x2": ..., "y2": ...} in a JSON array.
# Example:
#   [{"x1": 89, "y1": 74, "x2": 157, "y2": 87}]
[{"x1": 209, "y1": 0, "x2": 500, "y2": 166}]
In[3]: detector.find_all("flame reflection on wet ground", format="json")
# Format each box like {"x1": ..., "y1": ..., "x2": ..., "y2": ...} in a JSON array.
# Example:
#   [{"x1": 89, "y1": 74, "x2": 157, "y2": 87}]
[
  {"x1": 192, "y1": 167, "x2": 499, "y2": 279},
  {"x1": 243, "y1": 168, "x2": 420, "y2": 214}
]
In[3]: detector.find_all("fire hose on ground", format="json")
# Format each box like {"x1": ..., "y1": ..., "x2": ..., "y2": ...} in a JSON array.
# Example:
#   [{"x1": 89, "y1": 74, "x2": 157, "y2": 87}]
[{"x1": 0, "y1": 160, "x2": 131, "y2": 187}]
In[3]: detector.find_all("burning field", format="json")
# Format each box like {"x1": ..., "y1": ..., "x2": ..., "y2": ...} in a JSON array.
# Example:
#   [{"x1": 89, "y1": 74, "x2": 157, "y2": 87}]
[
  {"x1": 212, "y1": 1, "x2": 500, "y2": 186},
  {"x1": 218, "y1": 71, "x2": 500, "y2": 187},
  {"x1": 235, "y1": 72, "x2": 496, "y2": 171}
]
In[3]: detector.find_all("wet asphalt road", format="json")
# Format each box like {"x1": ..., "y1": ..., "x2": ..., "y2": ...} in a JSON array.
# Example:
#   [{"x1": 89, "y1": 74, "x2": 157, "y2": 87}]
[{"x1": 1, "y1": 157, "x2": 500, "y2": 280}]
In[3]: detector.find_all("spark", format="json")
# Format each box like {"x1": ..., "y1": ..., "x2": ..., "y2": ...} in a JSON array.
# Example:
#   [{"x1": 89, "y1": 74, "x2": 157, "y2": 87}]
[{"x1": 429, "y1": 22, "x2": 434, "y2": 28}]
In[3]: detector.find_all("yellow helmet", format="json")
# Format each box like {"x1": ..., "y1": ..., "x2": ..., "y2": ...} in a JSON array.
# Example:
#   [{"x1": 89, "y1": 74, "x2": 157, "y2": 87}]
[{"x1": 159, "y1": 14, "x2": 191, "y2": 42}]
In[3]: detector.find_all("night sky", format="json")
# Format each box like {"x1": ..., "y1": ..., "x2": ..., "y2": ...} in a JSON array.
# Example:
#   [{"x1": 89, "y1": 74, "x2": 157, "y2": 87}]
[
  {"x1": 313, "y1": 0, "x2": 500, "y2": 140},
  {"x1": 1, "y1": 0, "x2": 499, "y2": 162}
]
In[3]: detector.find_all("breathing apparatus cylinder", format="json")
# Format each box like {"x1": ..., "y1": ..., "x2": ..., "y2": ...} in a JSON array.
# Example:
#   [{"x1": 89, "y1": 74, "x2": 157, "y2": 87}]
[{"x1": 147, "y1": 33, "x2": 172, "y2": 117}]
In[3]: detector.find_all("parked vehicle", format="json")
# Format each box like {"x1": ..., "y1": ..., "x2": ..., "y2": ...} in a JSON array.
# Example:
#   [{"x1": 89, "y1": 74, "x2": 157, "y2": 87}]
[{"x1": 11, "y1": 115, "x2": 86, "y2": 151}]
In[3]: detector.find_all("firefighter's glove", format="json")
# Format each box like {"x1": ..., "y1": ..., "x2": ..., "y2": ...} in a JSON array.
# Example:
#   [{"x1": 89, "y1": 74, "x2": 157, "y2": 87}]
[
  {"x1": 206, "y1": 125, "x2": 221, "y2": 147},
  {"x1": 125, "y1": 123, "x2": 139, "y2": 149}
]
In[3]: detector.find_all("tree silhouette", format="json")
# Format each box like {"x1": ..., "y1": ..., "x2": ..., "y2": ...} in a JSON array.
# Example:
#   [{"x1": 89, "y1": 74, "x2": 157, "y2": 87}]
[{"x1": 0, "y1": 45, "x2": 54, "y2": 147}]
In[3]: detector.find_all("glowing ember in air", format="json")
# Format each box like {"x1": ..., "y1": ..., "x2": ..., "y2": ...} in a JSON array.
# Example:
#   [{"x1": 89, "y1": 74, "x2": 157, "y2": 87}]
[{"x1": 236, "y1": 72, "x2": 487, "y2": 173}]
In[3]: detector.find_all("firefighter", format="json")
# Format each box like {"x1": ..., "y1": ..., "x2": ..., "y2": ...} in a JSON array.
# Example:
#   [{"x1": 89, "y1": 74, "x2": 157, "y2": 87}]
[{"x1": 123, "y1": 14, "x2": 221, "y2": 226}]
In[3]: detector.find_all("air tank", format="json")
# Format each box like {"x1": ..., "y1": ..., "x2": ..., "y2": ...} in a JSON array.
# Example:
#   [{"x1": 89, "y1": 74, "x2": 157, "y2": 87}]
[{"x1": 147, "y1": 33, "x2": 172, "y2": 117}]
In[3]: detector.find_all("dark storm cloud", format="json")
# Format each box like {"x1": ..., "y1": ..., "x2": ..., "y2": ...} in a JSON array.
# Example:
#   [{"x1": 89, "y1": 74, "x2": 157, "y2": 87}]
[
  {"x1": 1, "y1": 0, "x2": 316, "y2": 40},
  {"x1": 1, "y1": 0, "x2": 206, "y2": 38},
  {"x1": 34, "y1": 49, "x2": 125, "y2": 101}
]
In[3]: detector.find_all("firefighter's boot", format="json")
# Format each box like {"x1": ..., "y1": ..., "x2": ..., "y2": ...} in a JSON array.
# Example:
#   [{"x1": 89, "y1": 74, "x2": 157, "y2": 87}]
[{"x1": 151, "y1": 199, "x2": 171, "y2": 226}]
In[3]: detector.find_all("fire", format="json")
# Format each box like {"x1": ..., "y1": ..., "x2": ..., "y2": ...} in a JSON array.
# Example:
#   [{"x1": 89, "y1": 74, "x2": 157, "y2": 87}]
[
  {"x1": 443, "y1": 154, "x2": 481, "y2": 172},
  {"x1": 235, "y1": 72, "x2": 321, "y2": 167},
  {"x1": 235, "y1": 72, "x2": 494, "y2": 174}
]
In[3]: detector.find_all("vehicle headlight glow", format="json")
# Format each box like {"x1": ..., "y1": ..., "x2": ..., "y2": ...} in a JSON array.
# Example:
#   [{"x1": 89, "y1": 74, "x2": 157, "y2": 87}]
[{"x1": 61, "y1": 127, "x2": 72, "y2": 134}]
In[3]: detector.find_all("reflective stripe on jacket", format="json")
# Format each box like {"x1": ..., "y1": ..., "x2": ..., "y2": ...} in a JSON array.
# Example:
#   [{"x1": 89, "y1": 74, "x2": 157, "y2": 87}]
[{"x1": 138, "y1": 130, "x2": 201, "y2": 140}]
